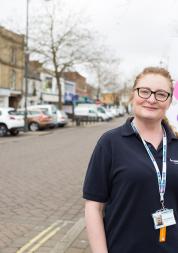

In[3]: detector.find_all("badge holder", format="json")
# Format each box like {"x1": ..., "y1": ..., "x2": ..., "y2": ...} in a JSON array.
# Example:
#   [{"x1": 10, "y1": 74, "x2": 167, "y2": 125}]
[{"x1": 152, "y1": 205, "x2": 176, "y2": 243}]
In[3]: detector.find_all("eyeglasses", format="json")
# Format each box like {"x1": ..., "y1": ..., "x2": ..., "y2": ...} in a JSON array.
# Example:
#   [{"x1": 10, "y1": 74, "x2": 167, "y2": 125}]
[{"x1": 134, "y1": 87, "x2": 172, "y2": 102}]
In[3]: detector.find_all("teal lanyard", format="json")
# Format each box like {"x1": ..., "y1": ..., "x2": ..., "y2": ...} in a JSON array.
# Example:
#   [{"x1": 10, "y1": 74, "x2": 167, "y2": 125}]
[{"x1": 131, "y1": 122, "x2": 167, "y2": 209}]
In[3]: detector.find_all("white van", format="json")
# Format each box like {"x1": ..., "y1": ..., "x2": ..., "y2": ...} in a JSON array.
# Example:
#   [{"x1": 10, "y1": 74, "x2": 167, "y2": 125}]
[
  {"x1": 75, "y1": 104, "x2": 109, "y2": 121},
  {"x1": 28, "y1": 104, "x2": 58, "y2": 126},
  {"x1": 74, "y1": 106, "x2": 98, "y2": 120}
]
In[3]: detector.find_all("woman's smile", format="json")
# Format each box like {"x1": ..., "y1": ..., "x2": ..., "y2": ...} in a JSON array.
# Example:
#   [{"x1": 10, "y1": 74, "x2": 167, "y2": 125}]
[{"x1": 142, "y1": 106, "x2": 158, "y2": 111}]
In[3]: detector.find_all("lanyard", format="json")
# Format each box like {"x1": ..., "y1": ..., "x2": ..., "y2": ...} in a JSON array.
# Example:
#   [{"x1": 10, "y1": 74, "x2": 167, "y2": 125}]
[{"x1": 131, "y1": 122, "x2": 167, "y2": 209}]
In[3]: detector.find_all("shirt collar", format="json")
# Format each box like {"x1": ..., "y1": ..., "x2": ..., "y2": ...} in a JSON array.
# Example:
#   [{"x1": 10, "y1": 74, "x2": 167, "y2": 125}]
[
  {"x1": 121, "y1": 117, "x2": 178, "y2": 142},
  {"x1": 121, "y1": 117, "x2": 135, "y2": 137}
]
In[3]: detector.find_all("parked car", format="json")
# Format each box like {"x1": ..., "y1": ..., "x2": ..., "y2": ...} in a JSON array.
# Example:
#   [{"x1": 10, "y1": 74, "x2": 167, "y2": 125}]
[
  {"x1": 28, "y1": 104, "x2": 58, "y2": 127},
  {"x1": 57, "y1": 110, "x2": 68, "y2": 127},
  {"x1": 118, "y1": 104, "x2": 126, "y2": 117},
  {"x1": 110, "y1": 106, "x2": 118, "y2": 117},
  {"x1": 0, "y1": 107, "x2": 24, "y2": 136},
  {"x1": 102, "y1": 107, "x2": 113, "y2": 120},
  {"x1": 96, "y1": 106, "x2": 110, "y2": 121},
  {"x1": 18, "y1": 108, "x2": 54, "y2": 131},
  {"x1": 74, "y1": 106, "x2": 98, "y2": 121},
  {"x1": 76, "y1": 103, "x2": 109, "y2": 121}
]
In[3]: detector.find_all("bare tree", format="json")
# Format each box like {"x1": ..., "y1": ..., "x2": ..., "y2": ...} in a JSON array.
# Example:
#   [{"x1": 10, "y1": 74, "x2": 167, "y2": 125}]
[
  {"x1": 29, "y1": 0, "x2": 105, "y2": 109},
  {"x1": 90, "y1": 57, "x2": 121, "y2": 100}
]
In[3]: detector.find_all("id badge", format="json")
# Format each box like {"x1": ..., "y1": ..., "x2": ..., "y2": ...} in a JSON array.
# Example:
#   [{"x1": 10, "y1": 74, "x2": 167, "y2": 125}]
[{"x1": 152, "y1": 209, "x2": 176, "y2": 229}]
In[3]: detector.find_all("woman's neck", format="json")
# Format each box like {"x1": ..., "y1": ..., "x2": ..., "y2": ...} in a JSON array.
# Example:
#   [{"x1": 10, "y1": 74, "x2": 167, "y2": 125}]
[
  {"x1": 133, "y1": 117, "x2": 163, "y2": 149},
  {"x1": 133, "y1": 117, "x2": 162, "y2": 134}
]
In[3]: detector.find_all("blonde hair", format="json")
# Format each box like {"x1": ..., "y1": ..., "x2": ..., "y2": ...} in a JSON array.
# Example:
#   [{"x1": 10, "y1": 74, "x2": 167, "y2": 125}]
[
  {"x1": 133, "y1": 66, "x2": 173, "y2": 93},
  {"x1": 133, "y1": 66, "x2": 178, "y2": 137},
  {"x1": 163, "y1": 117, "x2": 178, "y2": 138}
]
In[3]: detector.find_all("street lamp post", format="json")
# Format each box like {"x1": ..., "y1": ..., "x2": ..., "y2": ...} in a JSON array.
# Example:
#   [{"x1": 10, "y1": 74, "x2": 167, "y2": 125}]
[
  {"x1": 24, "y1": 0, "x2": 51, "y2": 132},
  {"x1": 24, "y1": 0, "x2": 29, "y2": 132}
]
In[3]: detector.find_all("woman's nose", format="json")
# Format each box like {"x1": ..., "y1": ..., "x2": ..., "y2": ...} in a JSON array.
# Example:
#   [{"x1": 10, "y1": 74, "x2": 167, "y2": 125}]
[{"x1": 147, "y1": 93, "x2": 157, "y2": 103}]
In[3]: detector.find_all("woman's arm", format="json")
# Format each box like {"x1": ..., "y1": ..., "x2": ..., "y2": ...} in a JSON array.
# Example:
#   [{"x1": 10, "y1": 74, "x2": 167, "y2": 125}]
[{"x1": 85, "y1": 200, "x2": 108, "y2": 253}]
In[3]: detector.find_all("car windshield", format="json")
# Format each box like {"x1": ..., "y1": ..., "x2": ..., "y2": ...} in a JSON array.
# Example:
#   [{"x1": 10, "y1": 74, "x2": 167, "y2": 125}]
[
  {"x1": 52, "y1": 105, "x2": 57, "y2": 114},
  {"x1": 40, "y1": 108, "x2": 50, "y2": 115},
  {"x1": 97, "y1": 107, "x2": 105, "y2": 113},
  {"x1": 29, "y1": 111, "x2": 41, "y2": 116},
  {"x1": 17, "y1": 111, "x2": 24, "y2": 115}
]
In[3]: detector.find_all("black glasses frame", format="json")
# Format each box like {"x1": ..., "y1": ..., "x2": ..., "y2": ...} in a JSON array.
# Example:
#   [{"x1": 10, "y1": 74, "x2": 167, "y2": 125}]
[{"x1": 134, "y1": 87, "x2": 172, "y2": 102}]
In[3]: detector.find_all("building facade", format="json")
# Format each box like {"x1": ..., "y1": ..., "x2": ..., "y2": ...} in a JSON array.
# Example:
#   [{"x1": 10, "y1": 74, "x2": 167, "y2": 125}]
[
  {"x1": 21, "y1": 60, "x2": 43, "y2": 107},
  {"x1": 0, "y1": 26, "x2": 24, "y2": 108}
]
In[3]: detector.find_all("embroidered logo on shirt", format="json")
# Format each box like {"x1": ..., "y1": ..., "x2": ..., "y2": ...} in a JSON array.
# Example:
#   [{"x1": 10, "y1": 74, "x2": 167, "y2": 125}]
[{"x1": 170, "y1": 159, "x2": 178, "y2": 165}]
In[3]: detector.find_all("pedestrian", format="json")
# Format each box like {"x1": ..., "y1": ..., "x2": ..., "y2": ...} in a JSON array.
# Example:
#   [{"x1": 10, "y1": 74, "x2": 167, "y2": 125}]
[{"x1": 83, "y1": 66, "x2": 178, "y2": 253}]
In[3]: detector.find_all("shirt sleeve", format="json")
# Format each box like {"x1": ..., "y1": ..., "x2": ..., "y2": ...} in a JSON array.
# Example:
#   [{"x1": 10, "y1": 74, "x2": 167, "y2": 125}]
[{"x1": 83, "y1": 137, "x2": 112, "y2": 203}]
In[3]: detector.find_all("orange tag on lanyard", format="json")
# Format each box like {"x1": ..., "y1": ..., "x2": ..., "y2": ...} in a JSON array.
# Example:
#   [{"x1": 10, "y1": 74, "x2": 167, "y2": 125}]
[{"x1": 159, "y1": 227, "x2": 166, "y2": 242}]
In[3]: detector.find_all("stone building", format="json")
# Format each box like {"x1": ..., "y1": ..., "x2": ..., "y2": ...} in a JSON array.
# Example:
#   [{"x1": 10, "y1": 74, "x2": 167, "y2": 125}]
[{"x1": 0, "y1": 26, "x2": 25, "y2": 108}]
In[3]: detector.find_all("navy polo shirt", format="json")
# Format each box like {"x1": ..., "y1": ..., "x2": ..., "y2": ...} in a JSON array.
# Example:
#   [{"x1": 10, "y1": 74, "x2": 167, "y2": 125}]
[{"x1": 83, "y1": 117, "x2": 178, "y2": 253}]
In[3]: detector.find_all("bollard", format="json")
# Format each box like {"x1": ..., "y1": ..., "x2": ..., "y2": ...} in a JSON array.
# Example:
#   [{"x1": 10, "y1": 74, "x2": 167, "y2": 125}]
[{"x1": 76, "y1": 116, "x2": 81, "y2": 126}]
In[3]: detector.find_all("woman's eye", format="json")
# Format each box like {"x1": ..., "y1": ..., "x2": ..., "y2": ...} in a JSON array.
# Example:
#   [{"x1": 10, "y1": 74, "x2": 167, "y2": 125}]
[
  {"x1": 157, "y1": 92, "x2": 167, "y2": 98},
  {"x1": 141, "y1": 89, "x2": 149, "y2": 94}
]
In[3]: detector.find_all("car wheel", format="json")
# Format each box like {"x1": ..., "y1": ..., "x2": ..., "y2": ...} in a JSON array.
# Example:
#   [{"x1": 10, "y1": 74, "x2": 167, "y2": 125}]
[
  {"x1": 58, "y1": 124, "x2": 65, "y2": 127},
  {"x1": 10, "y1": 129, "x2": 19, "y2": 136},
  {"x1": 0, "y1": 124, "x2": 8, "y2": 137},
  {"x1": 29, "y1": 122, "x2": 39, "y2": 131}
]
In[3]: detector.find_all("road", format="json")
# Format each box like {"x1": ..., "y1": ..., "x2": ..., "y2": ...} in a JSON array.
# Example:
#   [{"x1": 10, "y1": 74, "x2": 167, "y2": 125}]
[{"x1": 0, "y1": 117, "x2": 127, "y2": 253}]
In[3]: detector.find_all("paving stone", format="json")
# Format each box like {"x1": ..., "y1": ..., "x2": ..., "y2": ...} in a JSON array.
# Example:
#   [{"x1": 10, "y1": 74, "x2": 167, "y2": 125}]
[
  {"x1": 0, "y1": 118, "x2": 125, "y2": 252},
  {"x1": 65, "y1": 247, "x2": 85, "y2": 253}
]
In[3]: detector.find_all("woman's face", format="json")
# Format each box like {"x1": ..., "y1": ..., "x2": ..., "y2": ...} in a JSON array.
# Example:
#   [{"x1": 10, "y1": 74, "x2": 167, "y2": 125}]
[{"x1": 132, "y1": 74, "x2": 172, "y2": 122}]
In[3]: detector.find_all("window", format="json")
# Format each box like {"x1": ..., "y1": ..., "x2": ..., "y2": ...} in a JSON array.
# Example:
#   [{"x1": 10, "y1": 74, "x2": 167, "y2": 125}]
[
  {"x1": 51, "y1": 105, "x2": 57, "y2": 114},
  {"x1": 97, "y1": 107, "x2": 105, "y2": 113},
  {"x1": 8, "y1": 110, "x2": 18, "y2": 115},
  {"x1": 18, "y1": 111, "x2": 25, "y2": 116},
  {"x1": 45, "y1": 77, "x2": 52, "y2": 90},
  {"x1": 11, "y1": 47, "x2": 16, "y2": 65},
  {"x1": 29, "y1": 111, "x2": 40, "y2": 116},
  {"x1": 32, "y1": 81, "x2": 37, "y2": 96},
  {"x1": 10, "y1": 69, "x2": 16, "y2": 89}
]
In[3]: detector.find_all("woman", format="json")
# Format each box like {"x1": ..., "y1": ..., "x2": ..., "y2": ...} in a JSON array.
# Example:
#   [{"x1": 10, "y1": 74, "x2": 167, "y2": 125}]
[{"x1": 83, "y1": 67, "x2": 178, "y2": 253}]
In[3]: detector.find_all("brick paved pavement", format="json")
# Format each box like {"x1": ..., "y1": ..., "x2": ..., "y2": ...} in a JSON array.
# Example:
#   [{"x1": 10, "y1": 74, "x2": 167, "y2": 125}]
[{"x1": 0, "y1": 117, "x2": 127, "y2": 253}]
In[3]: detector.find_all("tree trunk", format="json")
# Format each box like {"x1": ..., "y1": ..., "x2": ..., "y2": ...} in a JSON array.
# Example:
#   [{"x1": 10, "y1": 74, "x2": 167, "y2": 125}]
[
  {"x1": 97, "y1": 86, "x2": 100, "y2": 100},
  {"x1": 56, "y1": 75, "x2": 62, "y2": 109}
]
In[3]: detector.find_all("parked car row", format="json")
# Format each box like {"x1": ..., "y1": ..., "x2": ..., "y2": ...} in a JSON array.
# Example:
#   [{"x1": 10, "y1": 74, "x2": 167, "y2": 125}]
[
  {"x1": 74, "y1": 104, "x2": 126, "y2": 122},
  {"x1": 0, "y1": 103, "x2": 127, "y2": 137},
  {"x1": 0, "y1": 104, "x2": 69, "y2": 136}
]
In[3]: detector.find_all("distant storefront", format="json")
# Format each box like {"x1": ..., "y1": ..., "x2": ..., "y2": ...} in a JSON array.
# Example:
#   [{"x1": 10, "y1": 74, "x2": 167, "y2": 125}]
[{"x1": 64, "y1": 80, "x2": 76, "y2": 104}]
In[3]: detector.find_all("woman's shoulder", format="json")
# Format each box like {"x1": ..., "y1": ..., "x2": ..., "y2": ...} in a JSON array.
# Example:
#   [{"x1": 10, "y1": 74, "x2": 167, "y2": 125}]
[
  {"x1": 100, "y1": 126, "x2": 122, "y2": 141},
  {"x1": 97, "y1": 119, "x2": 131, "y2": 146}
]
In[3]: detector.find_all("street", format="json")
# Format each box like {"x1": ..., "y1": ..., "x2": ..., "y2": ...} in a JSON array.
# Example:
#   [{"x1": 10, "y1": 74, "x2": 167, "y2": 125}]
[{"x1": 0, "y1": 117, "x2": 126, "y2": 253}]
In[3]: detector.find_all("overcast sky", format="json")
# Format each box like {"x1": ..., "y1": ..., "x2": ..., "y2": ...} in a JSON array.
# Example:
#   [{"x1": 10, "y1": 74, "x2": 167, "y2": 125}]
[{"x1": 0, "y1": 0, "x2": 178, "y2": 81}]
